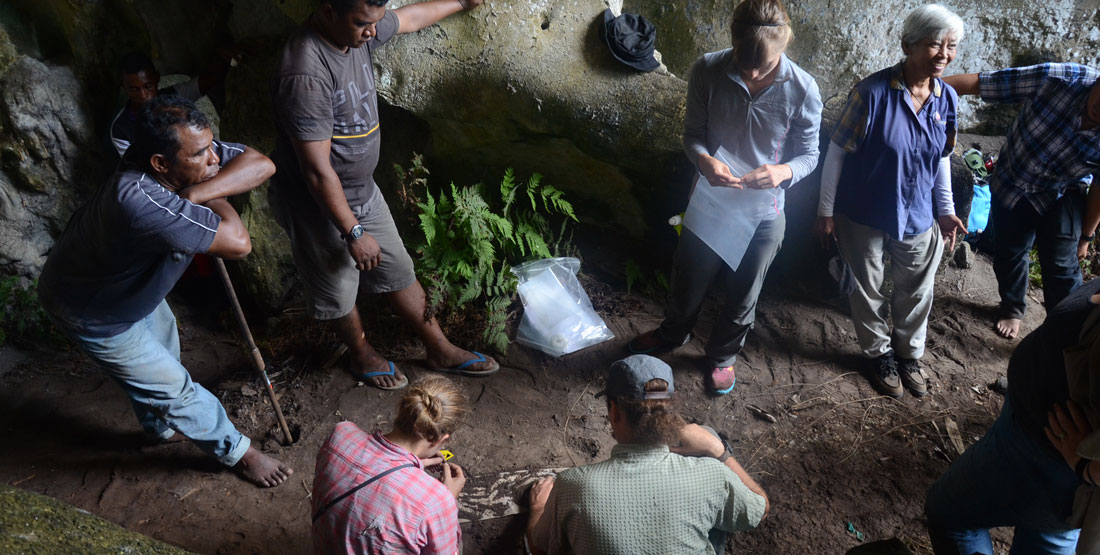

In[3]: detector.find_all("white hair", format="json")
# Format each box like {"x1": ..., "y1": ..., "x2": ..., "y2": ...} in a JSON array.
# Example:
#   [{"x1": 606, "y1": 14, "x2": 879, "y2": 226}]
[{"x1": 901, "y1": 4, "x2": 964, "y2": 48}]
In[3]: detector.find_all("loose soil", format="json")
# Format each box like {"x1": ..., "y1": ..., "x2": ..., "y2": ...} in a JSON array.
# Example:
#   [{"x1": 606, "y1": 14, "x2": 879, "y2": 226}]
[{"x1": 0, "y1": 247, "x2": 1045, "y2": 554}]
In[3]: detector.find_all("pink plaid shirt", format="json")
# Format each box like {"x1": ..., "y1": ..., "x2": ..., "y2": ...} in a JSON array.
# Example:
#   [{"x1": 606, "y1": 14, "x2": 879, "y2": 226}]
[{"x1": 311, "y1": 423, "x2": 461, "y2": 555}]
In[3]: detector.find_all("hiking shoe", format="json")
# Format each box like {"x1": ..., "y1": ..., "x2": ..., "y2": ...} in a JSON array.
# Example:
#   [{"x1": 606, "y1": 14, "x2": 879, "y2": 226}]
[
  {"x1": 896, "y1": 357, "x2": 928, "y2": 397},
  {"x1": 868, "y1": 352, "x2": 903, "y2": 398},
  {"x1": 710, "y1": 365, "x2": 736, "y2": 395},
  {"x1": 627, "y1": 329, "x2": 691, "y2": 355}
]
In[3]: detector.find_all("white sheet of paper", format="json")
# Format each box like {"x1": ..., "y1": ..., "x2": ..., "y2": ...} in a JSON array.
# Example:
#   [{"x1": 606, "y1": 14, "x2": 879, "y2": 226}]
[{"x1": 682, "y1": 147, "x2": 778, "y2": 271}]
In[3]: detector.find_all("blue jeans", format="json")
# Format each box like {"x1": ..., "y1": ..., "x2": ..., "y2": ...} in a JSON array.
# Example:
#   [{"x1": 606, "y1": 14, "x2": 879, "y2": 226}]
[
  {"x1": 62, "y1": 300, "x2": 250, "y2": 466},
  {"x1": 925, "y1": 400, "x2": 1081, "y2": 554},
  {"x1": 992, "y1": 190, "x2": 1083, "y2": 319}
]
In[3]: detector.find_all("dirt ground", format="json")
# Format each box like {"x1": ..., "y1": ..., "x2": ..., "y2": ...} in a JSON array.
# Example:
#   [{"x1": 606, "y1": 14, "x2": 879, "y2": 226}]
[{"x1": 0, "y1": 243, "x2": 1045, "y2": 554}]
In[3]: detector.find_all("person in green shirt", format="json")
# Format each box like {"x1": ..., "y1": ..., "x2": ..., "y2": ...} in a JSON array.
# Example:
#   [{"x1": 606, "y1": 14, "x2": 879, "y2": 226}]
[{"x1": 526, "y1": 355, "x2": 770, "y2": 554}]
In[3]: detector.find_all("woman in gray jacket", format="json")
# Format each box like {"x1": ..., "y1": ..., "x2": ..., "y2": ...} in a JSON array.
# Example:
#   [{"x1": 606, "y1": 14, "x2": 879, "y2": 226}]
[{"x1": 628, "y1": 0, "x2": 822, "y2": 395}]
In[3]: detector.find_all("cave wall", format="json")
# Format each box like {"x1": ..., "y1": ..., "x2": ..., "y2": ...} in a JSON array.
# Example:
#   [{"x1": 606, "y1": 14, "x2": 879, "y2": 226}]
[{"x1": 2, "y1": 0, "x2": 1099, "y2": 309}]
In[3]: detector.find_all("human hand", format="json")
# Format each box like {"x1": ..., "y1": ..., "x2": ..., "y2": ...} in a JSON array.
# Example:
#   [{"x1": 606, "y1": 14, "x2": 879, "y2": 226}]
[
  {"x1": 420, "y1": 453, "x2": 444, "y2": 469},
  {"x1": 441, "y1": 462, "x2": 466, "y2": 499},
  {"x1": 698, "y1": 154, "x2": 742, "y2": 189},
  {"x1": 815, "y1": 216, "x2": 836, "y2": 250},
  {"x1": 937, "y1": 214, "x2": 968, "y2": 253},
  {"x1": 1045, "y1": 400, "x2": 1093, "y2": 470},
  {"x1": 741, "y1": 164, "x2": 792, "y2": 190},
  {"x1": 346, "y1": 233, "x2": 382, "y2": 271},
  {"x1": 671, "y1": 424, "x2": 725, "y2": 458},
  {"x1": 1079, "y1": 239, "x2": 1091, "y2": 261},
  {"x1": 458, "y1": 0, "x2": 484, "y2": 10},
  {"x1": 529, "y1": 476, "x2": 555, "y2": 511}
]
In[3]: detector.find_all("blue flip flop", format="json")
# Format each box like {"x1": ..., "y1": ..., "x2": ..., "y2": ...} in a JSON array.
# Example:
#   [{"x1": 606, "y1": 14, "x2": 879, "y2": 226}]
[
  {"x1": 432, "y1": 351, "x2": 500, "y2": 377},
  {"x1": 358, "y1": 361, "x2": 409, "y2": 391}
]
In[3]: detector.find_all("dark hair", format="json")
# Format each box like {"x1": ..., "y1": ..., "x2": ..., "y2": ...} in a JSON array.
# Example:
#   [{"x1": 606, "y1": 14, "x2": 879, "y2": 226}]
[
  {"x1": 608, "y1": 379, "x2": 686, "y2": 446},
  {"x1": 730, "y1": 0, "x2": 793, "y2": 72},
  {"x1": 118, "y1": 52, "x2": 158, "y2": 77},
  {"x1": 393, "y1": 377, "x2": 468, "y2": 444},
  {"x1": 325, "y1": 0, "x2": 388, "y2": 15},
  {"x1": 125, "y1": 95, "x2": 209, "y2": 168}
]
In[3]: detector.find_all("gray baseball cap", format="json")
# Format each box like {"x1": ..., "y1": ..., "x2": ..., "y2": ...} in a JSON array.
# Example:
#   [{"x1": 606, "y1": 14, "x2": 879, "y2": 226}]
[{"x1": 595, "y1": 355, "x2": 675, "y2": 400}]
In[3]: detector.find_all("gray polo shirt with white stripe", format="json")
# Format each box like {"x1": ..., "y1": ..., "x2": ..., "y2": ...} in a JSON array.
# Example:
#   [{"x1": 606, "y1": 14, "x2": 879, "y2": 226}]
[{"x1": 39, "y1": 140, "x2": 242, "y2": 337}]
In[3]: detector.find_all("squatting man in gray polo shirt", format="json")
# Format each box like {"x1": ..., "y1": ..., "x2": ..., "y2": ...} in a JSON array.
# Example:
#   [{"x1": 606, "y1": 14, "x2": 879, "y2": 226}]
[{"x1": 526, "y1": 355, "x2": 769, "y2": 554}]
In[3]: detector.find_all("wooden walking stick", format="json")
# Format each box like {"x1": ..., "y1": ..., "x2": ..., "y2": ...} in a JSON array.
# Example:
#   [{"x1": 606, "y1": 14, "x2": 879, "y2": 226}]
[{"x1": 213, "y1": 258, "x2": 295, "y2": 446}]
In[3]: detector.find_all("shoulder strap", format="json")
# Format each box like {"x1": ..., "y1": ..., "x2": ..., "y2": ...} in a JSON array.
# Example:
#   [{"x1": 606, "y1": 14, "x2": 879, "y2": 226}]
[{"x1": 312, "y1": 463, "x2": 416, "y2": 523}]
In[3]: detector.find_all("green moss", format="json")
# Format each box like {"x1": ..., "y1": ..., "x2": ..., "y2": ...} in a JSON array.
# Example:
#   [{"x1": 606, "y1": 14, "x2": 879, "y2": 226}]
[
  {"x1": 0, "y1": 485, "x2": 191, "y2": 554},
  {"x1": 230, "y1": 184, "x2": 296, "y2": 315}
]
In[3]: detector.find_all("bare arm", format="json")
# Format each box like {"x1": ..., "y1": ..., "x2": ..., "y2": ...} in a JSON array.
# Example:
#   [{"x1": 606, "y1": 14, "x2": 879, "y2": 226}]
[
  {"x1": 722, "y1": 452, "x2": 770, "y2": 519},
  {"x1": 205, "y1": 198, "x2": 251, "y2": 259},
  {"x1": 525, "y1": 477, "x2": 554, "y2": 555},
  {"x1": 673, "y1": 424, "x2": 770, "y2": 519},
  {"x1": 394, "y1": 0, "x2": 481, "y2": 34},
  {"x1": 943, "y1": 73, "x2": 980, "y2": 96},
  {"x1": 292, "y1": 138, "x2": 360, "y2": 235},
  {"x1": 179, "y1": 146, "x2": 275, "y2": 205},
  {"x1": 1079, "y1": 182, "x2": 1100, "y2": 260},
  {"x1": 291, "y1": 138, "x2": 383, "y2": 271}
]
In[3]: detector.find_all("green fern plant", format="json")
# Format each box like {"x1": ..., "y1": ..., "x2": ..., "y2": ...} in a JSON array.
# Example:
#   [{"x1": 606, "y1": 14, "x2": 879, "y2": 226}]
[{"x1": 396, "y1": 157, "x2": 577, "y2": 353}]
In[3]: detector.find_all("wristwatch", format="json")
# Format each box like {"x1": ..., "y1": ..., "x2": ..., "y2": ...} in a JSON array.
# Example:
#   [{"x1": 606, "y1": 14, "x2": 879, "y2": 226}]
[
  {"x1": 717, "y1": 436, "x2": 735, "y2": 462},
  {"x1": 342, "y1": 224, "x2": 365, "y2": 242}
]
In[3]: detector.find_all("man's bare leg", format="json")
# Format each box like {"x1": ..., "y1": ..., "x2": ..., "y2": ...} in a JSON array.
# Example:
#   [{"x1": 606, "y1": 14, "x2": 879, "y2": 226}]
[
  {"x1": 386, "y1": 281, "x2": 498, "y2": 372},
  {"x1": 234, "y1": 446, "x2": 293, "y2": 488},
  {"x1": 334, "y1": 306, "x2": 406, "y2": 388},
  {"x1": 995, "y1": 317, "x2": 1021, "y2": 339}
]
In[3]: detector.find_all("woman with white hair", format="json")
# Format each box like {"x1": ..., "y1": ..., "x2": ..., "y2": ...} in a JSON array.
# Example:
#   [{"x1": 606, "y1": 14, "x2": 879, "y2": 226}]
[{"x1": 816, "y1": 4, "x2": 968, "y2": 398}]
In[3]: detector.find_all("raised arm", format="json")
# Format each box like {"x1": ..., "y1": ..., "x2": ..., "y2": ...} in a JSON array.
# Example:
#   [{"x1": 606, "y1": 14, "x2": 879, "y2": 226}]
[
  {"x1": 943, "y1": 73, "x2": 980, "y2": 96},
  {"x1": 394, "y1": 0, "x2": 482, "y2": 34},
  {"x1": 179, "y1": 146, "x2": 275, "y2": 205}
]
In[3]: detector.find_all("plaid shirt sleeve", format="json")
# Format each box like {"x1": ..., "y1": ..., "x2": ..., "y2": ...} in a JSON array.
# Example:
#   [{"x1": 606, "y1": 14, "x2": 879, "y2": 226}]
[
  {"x1": 830, "y1": 88, "x2": 869, "y2": 153},
  {"x1": 979, "y1": 63, "x2": 1069, "y2": 104},
  {"x1": 419, "y1": 489, "x2": 461, "y2": 555}
]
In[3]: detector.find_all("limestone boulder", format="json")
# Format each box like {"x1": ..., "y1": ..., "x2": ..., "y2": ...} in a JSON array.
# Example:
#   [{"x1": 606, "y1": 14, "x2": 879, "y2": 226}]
[
  {"x1": 372, "y1": 0, "x2": 689, "y2": 234},
  {"x1": 629, "y1": 0, "x2": 1100, "y2": 130},
  {"x1": 0, "y1": 29, "x2": 93, "y2": 277}
]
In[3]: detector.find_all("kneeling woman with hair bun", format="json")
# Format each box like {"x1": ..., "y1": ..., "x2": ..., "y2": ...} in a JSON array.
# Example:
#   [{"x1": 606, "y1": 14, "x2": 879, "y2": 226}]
[{"x1": 311, "y1": 377, "x2": 468, "y2": 554}]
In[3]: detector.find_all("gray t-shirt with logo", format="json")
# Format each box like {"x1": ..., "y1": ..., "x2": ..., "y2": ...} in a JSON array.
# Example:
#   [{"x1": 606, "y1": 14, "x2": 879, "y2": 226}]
[
  {"x1": 38, "y1": 140, "x2": 244, "y2": 338},
  {"x1": 270, "y1": 10, "x2": 399, "y2": 208}
]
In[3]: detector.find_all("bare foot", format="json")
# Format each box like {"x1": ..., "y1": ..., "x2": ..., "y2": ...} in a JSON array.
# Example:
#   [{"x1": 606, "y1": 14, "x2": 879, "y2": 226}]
[
  {"x1": 426, "y1": 344, "x2": 499, "y2": 376},
  {"x1": 995, "y1": 317, "x2": 1021, "y2": 339},
  {"x1": 234, "y1": 447, "x2": 293, "y2": 488},
  {"x1": 349, "y1": 344, "x2": 407, "y2": 389}
]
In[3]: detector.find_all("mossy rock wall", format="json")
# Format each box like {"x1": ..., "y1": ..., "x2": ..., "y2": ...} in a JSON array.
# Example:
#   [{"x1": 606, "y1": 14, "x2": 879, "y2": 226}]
[
  {"x1": 0, "y1": 485, "x2": 191, "y2": 554},
  {"x1": 3, "y1": 0, "x2": 1100, "y2": 307}
]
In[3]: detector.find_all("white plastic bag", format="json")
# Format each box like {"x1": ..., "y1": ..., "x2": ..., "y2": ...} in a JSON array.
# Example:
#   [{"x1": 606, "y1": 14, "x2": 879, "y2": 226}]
[{"x1": 511, "y1": 257, "x2": 614, "y2": 357}]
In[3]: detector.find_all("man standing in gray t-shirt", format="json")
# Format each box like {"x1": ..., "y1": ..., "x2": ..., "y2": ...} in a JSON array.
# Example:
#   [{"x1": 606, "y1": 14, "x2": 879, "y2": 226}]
[{"x1": 270, "y1": 0, "x2": 497, "y2": 390}]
